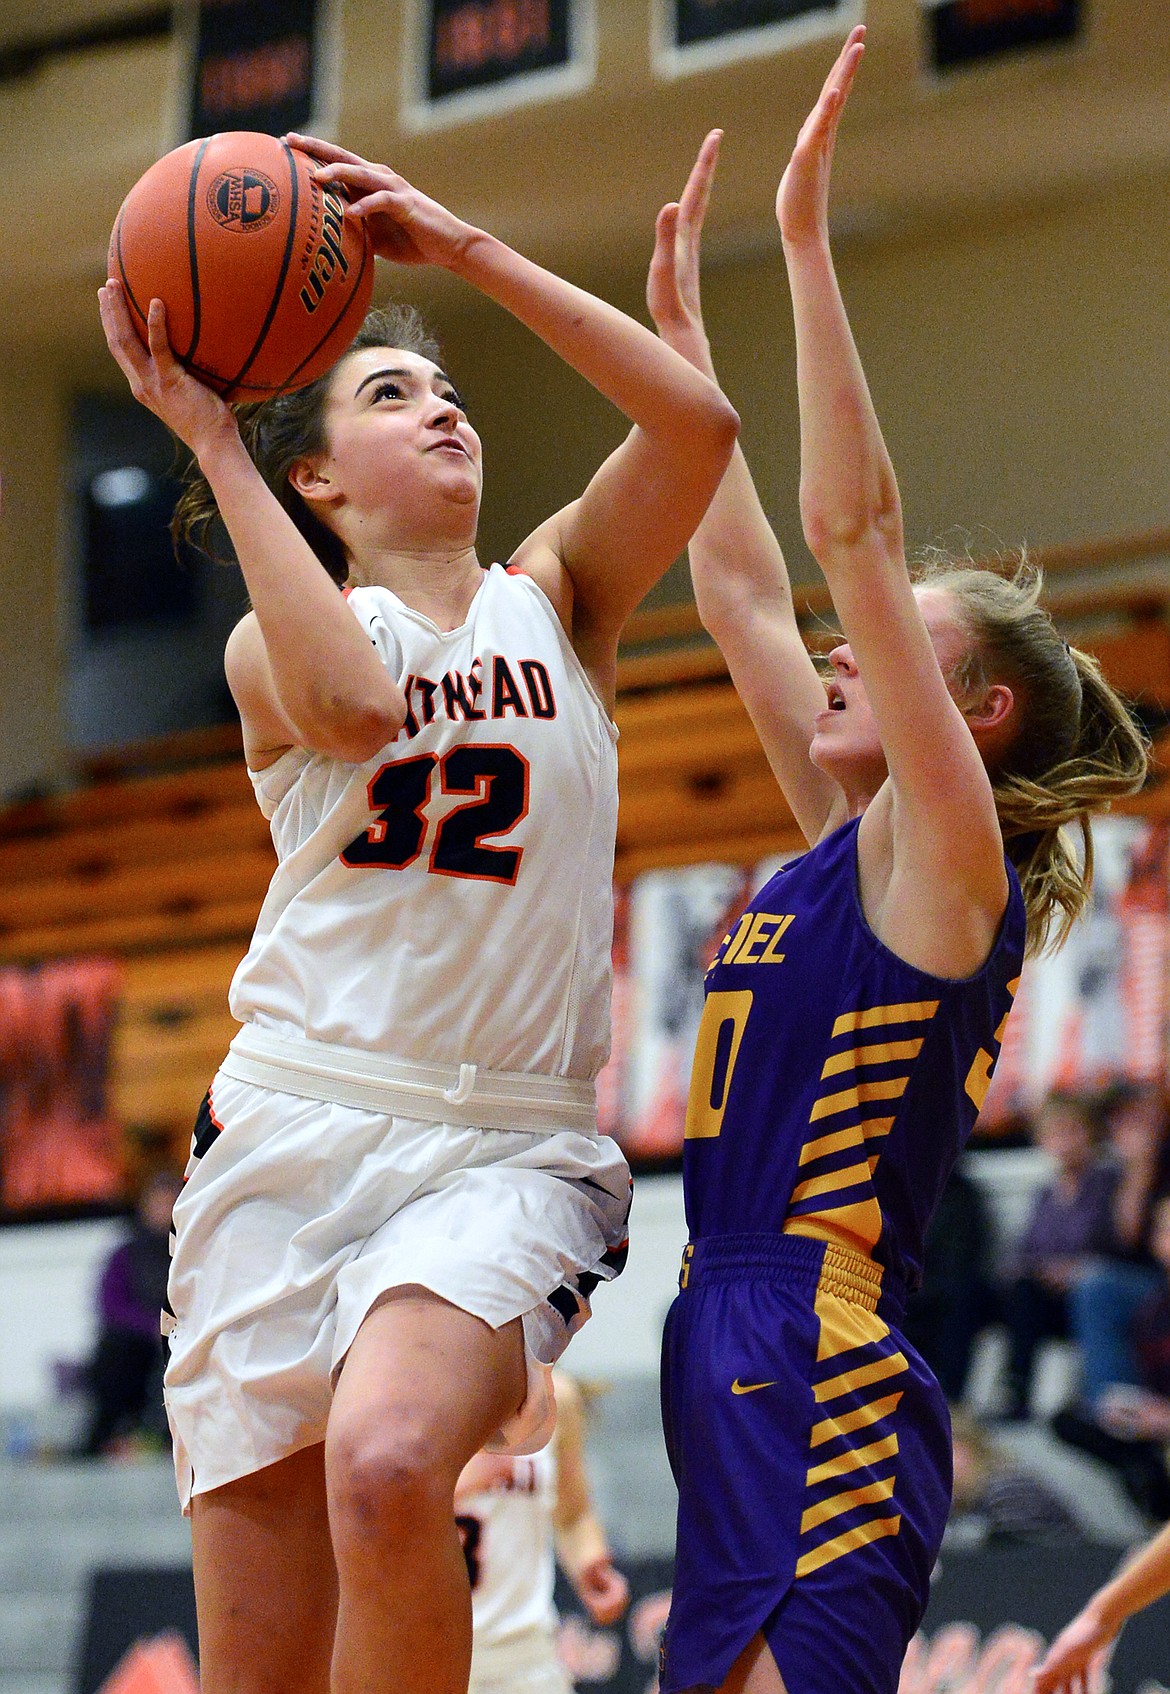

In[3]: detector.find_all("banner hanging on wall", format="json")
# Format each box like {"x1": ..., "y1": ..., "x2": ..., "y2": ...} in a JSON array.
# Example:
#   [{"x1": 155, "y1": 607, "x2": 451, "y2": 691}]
[
  {"x1": 922, "y1": 0, "x2": 1081, "y2": 74},
  {"x1": 181, "y1": 0, "x2": 335, "y2": 141},
  {"x1": 655, "y1": 0, "x2": 863, "y2": 76},
  {"x1": 405, "y1": 0, "x2": 593, "y2": 128},
  {"x1": 980, "y1": 815, "x2": 1170, "y2": 1134},
  {"x1": 0, "y1": 957, "x2": 124, "y2": 1221}
]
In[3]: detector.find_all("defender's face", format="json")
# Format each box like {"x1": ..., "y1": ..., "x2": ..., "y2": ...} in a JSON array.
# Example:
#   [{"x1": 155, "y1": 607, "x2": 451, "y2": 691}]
[{"x1": 808, "y1": 589, "x2": 971, "y2": 789}]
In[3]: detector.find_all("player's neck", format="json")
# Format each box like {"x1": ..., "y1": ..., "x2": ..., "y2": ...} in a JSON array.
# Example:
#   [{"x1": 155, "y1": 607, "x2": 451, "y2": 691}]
[
  {"x1": 843, "y1": 779, "x2": 879, "y2": 818},
  {"x1": 816, "y1": 750, "x2": 887, "y2": 819},
  {"x1": 348, "y1": 545, "x2": 485, "y2": 629}
]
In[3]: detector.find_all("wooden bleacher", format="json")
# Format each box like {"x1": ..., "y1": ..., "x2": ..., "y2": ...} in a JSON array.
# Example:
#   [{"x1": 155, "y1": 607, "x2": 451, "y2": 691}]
[{"x1": 0, "y1": 530, "x2": 1167, "y2": 1138}]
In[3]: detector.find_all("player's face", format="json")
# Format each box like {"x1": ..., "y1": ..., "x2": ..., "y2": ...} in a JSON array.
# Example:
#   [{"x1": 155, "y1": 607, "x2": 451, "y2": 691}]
[
  {"x1": 809, "y1": 589, "x2": 972, "y2": 791},
  {"x1": 318, "y1": 345, "x2": 483, "y2": 536}
]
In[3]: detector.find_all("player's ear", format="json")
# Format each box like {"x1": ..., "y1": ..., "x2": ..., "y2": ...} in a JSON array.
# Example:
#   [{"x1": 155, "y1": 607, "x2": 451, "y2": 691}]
[
  {"x1": 289, "y1": 455, "x2": 338, "y2": 508},
  {"x1": 963, "y1": 682, "x2": 1014, "y2": 733}
]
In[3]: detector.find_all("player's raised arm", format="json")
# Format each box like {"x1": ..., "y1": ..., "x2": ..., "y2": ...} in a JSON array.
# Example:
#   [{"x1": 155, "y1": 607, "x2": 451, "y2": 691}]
[
  {"x1": 293, "y1": 135, "x2": 740, "y2": 703},
  {"x1": 780, "y1": 27, "x2": 1008, "y2": 942},
  {"x1": 647, "y1": 132, "x2": 841, "y2": 847},
  {"x1": 97, "y1": 283, "x2": 405, "y2": 767}
]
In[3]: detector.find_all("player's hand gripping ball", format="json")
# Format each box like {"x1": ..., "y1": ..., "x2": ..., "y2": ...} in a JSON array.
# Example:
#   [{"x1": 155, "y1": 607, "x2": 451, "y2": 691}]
[{"x1": 108, "y1": 131, "x2": 374, "y2": 400}]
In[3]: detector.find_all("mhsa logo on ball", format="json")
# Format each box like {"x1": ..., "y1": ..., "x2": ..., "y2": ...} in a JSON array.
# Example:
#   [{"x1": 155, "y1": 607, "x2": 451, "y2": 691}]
[{"x1": 206, "y1": 168, "x2": 281, "y2": 233}]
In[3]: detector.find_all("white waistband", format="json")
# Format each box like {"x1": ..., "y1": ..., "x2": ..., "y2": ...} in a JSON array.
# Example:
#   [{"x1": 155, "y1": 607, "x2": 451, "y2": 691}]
[{"x1": 220, "y1": 1026, "x2": 597, "y2": 1136}]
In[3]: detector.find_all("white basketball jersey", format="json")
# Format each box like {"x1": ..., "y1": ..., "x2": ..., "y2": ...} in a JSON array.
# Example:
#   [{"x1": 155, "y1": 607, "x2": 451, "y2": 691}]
[
  {"x1": 229, "y1": 566, "x2": 619, "y2": 1078},
  {"x1": 460, "y1": 1446, "x2": 558, "y2": 1647}
]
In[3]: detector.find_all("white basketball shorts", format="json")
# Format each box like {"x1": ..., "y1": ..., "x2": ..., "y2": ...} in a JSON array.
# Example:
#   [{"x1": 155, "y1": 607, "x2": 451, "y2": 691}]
[
  {"x1": 469, "y1": 1629, "x2": 572, "y2": 1694},
  {"x1": 164, "y1": 1040, "x2": 631, "y2": 1513}
]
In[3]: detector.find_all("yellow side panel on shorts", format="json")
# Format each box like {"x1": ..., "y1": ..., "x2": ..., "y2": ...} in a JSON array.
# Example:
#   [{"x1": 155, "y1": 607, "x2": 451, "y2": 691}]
[
  {"x1": 808, "y1": 1391, "x2": 903, "y2": 1449},
  {"x1": 795, "y1": 1514, "x2": 902, "y2": 1578},
  {"x1": 796, "y1": 1268, "x2": 909, "y2": 1581}
]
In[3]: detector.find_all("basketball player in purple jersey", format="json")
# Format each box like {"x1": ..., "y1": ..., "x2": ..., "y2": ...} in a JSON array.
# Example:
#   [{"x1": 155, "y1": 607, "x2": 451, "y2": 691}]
[{"x1": 646, "y1": 29, "x2": 1147, "y2": 1694}]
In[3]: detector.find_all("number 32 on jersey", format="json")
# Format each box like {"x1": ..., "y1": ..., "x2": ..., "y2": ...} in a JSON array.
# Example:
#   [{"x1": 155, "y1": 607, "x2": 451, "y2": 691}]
[{"x1": 340, "y1": 744, "x2": 530, "y2": 886}]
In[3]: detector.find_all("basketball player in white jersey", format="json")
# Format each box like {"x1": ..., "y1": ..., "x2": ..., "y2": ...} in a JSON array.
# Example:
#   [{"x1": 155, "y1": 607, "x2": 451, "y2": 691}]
[
  {"x1": 98, "y1": 136, "x2": 736, "y2": 1694},
  {"x1": 458, "y1": 1375, "x2": 629, "y2": 1694}
]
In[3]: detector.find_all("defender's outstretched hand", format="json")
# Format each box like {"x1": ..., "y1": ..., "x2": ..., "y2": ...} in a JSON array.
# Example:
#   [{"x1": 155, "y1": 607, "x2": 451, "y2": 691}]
[
  {"x1": 645, "y1": 118, "x2": 844, "y2": 849},
  {"x1": 646, "y1": 129, "x2": 721, "y2": 374},
  {"x1": 776, "y1": 25, "x2": 865, "y2": 249},
  {"x1": 286, "y1": 134, "x2": 477, "y2": 271},
  {"x1": 98, "y1": 282, "x2": 234, "y2": 459},
  {"x1": 1031, "y1": 1605, "x2": 1114, "y2": 1693}
]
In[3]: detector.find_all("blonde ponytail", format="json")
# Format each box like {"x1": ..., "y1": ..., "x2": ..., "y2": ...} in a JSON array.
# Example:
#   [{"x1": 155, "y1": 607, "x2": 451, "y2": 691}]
[{"x1": 913, "y1": 556, "x2": 1150, "y2": 954}]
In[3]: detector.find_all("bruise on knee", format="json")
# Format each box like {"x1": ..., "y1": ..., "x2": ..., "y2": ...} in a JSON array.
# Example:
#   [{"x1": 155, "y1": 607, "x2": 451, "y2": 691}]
[{"x1": 328, "y1": 1416, "x2": 456, "y2": 1550}]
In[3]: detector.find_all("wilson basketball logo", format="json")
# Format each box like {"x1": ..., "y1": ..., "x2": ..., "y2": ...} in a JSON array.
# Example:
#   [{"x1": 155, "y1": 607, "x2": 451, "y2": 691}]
[
  {"x1": 299, "y1": 189, "x2": 352, "y2": 315},
  {"x1": 207, "y1": 168, "x2": 280, "y2": 233}
]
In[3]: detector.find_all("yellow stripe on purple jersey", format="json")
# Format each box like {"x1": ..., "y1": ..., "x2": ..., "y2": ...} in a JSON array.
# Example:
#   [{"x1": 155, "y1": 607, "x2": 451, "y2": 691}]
[{"x1": 659, "y1": 817, "x2": 1025, "y2": 1694}]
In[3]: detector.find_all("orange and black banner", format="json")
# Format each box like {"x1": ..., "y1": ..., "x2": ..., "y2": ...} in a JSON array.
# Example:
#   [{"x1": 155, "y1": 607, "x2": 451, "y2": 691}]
[
  {"x1": 672, "y1": 0, "x2": 852, "y2": 51},
  {"x1": 186, "y1": 0, "x2": 324, "y2": 140},
  {"x1": 925, "y1": 0, "x2": 1081, "y2": 72},
  {"x1": 425, "y1": 0, "x2": 573, "y2": 102}
]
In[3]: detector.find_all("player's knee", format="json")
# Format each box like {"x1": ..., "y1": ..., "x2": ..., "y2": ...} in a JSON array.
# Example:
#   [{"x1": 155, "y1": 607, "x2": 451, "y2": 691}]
[{"x1": 328, "y1": 1417, "x2": 450, "y2": 1549}]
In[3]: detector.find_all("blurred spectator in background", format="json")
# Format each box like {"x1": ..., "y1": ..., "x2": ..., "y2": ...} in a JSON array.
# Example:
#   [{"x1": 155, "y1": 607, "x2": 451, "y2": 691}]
[
  {"x1": 1067, "y1": 1083, "x2": 1170, "y2": 1407},
  {"x1": 1054, "y1": 1193, "x2": 1170, "y2": 1523},
  {"x1": 77, "y1": 1167, "x2": 181, "y2": 1458},
  {"x1": 903, "y1": 1167, "x2": 996, "y2": 1402},
  {"x1": 946, "y1": 1408, "x2": 1083, "y2": 1546},
  {"x1": 999, "y1": 1091, "x2": 1118, "y2": 1420}
]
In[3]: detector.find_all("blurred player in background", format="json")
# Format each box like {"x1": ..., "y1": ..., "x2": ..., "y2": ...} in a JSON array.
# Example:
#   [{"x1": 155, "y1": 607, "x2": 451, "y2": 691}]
[
  {"x1": 98, "y1": 134, "x2": 736, "y2": 1694},
  {"x1": 457, "y1": 1374, "x2": 629, "y2": 1694},
  {"x1": 646, "y1": 27, "x2": 1147, "y2": 1694}
]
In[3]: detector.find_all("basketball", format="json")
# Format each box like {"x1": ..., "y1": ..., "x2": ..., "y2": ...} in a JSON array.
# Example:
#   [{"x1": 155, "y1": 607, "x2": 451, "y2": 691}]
[{"x1": 108, "y1": 131, "x2": 374, "y2": 401}]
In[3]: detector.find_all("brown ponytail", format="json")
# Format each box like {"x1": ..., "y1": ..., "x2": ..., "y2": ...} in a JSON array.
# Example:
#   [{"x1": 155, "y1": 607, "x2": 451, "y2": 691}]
[
  {"x1": 913, "y1": 554, "x2": 1150, "y2": 955},
  {"x1": 170, "y1": 303, "x2": 443, "y2": 585}
]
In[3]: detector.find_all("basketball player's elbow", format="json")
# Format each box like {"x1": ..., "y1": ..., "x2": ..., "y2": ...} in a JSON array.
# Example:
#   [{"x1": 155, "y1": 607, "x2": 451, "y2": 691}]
[
  {"x1": 694, "y1": 392, "x2": 740, "y2": 467},
  {"x1": 693, "y1": 574, "x2": 743, "y2": 649},
  {"x1": 660, "y1": 387, "x2": 738, "y2": 470},
  {"x1": 300, "y1": 679, "x2": 405, "y2": 763},
  {"x1": 800, "y1": 485, "x2": 901, "y2": 565}
]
